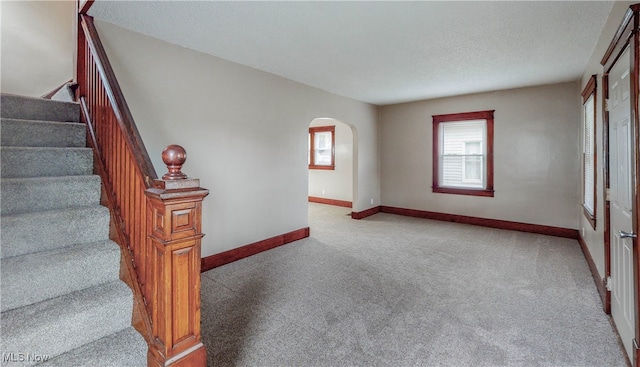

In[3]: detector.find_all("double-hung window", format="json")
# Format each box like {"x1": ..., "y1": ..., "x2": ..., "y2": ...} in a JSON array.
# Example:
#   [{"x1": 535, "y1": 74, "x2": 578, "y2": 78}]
[
  {"x1": 582, "y1": 75, "x2": 597, "y2": 229},
  {"x1": 432, "y1": 110, "x2": 494, "y2": 197},
  {"x1": 309, "y1": 126, "x2": 335, "y2": 170}
]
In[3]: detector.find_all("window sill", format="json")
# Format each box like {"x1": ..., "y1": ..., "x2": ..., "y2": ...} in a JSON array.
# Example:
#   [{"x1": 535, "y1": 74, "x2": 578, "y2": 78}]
[
  {"x1": 309, "y1": 165, "x2": 335, "y2": 170},
  {"x1": 582, "y1": 205, "x2": 596, "y2": 230},
  {"x1": 433, "y1": 186, "x2": 494, "y2": 197}
]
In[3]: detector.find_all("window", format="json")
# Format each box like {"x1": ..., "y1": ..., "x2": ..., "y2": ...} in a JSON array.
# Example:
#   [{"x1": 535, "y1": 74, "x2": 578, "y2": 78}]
[
  {"x1": 309, "y1": 126, "x2": 335, "y2": 170},
  {"x1": 463, "y1": 141, "x2": 482, "y2": 183},
  {"x1": 582, "y1": 75, "x2": 597, "y2": 229},
  {"x1": 432, "y1": 110, "x2": 494, "y2": 197}
]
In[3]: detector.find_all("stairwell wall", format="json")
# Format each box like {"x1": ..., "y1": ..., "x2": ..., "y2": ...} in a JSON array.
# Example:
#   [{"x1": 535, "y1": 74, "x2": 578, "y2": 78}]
[
  {"x1": 0, "y1": 1, "x2": 75, "y2": 97},
  {"x1": 93, "y1": 20, "x2": 380, "y2": 257}
]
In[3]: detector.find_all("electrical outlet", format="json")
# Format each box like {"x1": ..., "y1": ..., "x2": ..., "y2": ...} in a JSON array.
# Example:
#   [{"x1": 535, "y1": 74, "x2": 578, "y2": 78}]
[
  {"x1": 370, "y1": 198, "x2": 374, "y2": 205},
  {"x1": 322, "y1": 189, "x2": 325, "y2": 195},
  {"x1": 581, "y1": 227, "x2": 585, "y2": 238}
]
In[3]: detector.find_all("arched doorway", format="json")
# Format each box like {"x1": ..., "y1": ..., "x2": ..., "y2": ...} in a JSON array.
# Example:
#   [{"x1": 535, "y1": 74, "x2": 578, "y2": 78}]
[{"x1": 307, "y1": 118, "x2": 356, "y2": 215}]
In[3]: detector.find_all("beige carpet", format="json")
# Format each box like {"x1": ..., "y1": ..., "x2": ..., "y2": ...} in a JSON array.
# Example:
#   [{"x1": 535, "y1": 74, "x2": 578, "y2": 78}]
[{"x1": 201, "y1": 202, "x2": 626, "y2": 366}]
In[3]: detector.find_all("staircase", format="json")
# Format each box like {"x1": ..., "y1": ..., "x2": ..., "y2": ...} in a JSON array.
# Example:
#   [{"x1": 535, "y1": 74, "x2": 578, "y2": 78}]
[{"x1": 0, "y1": 94, "x2": 146, "y2": 366}]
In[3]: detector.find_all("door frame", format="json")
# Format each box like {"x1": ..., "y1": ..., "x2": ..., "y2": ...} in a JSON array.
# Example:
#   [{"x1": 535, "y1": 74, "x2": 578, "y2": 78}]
[{"x1": 602, "y1": 4, "x2": 640, "y2": 366}]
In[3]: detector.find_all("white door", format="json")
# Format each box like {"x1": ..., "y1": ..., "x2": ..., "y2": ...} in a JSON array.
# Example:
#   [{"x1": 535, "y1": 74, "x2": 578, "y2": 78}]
[{"x1": 609, "y1": 46, "x2": 636, "y2": 361}]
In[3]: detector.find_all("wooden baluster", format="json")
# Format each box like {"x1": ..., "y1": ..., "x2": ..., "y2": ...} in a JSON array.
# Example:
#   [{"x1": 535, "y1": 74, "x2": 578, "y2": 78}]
[{"x1": 144, "y1": 145, "x2": 208, "y2": 367}]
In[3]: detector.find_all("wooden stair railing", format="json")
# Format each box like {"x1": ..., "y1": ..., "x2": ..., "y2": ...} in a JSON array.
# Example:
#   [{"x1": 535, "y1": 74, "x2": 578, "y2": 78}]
[
  {"x1": 77, "y1": 12, "x2": 208, "y2": 367},
  {"x1": 145, "y1": 146, "x2": 209, "y2": 366}
]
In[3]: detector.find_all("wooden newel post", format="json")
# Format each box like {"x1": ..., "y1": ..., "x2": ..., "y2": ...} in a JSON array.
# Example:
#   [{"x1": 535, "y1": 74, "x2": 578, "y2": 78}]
[{"x1": 145, "y1": 145, "x2": 209, "y2": 367}]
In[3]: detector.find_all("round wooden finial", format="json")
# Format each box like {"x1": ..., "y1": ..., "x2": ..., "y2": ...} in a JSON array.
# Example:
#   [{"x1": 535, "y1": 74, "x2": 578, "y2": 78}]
[{"x1": 161, "y1": 144, "x2": 188, "y2": 180}]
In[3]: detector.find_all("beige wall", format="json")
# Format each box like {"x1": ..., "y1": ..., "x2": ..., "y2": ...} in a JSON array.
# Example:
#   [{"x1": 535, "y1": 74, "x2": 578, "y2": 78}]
[
  {"x1": 380, "y1": 82, "x2": 580, "y2": 229},
  {"x1": 579, "y1": 1, "x2": 635, "y2": 280},
  {"x1": 94, "y1": 20, "x2": 380, "y2": 257},
  {"x1": 308, "y1": 118, "x2": 354, "y2": 202},
  {"x1": 1, "y1": 1, "x2": 75, "y2": 97}
]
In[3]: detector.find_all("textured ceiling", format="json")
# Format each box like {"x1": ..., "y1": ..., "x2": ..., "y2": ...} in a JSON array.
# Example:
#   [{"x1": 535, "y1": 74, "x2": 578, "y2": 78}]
[{"x1": 89, "y1": 1, "x2": 614, "y2": 106}]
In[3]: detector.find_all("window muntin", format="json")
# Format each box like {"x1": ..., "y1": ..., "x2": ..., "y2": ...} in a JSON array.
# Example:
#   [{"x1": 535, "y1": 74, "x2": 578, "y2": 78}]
[
  {"x1": 432, "y1": 110, "x2": 494, "y2": 197},
  {"x1": 309, "y1": 126, "x2": 335, "y2": 170},
  {"x1": 582, "y1": 75, "x2": 597, "y2": 229}
]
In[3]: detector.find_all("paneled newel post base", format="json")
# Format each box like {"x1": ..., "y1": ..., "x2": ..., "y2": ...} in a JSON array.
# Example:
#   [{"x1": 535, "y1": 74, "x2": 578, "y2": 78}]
[{"x1": 144, "y1": 145, "x2": 209, "y2": 367}]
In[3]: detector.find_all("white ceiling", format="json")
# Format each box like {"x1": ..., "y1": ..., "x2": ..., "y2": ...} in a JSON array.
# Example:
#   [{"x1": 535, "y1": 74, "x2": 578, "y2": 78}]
[{"x1": 89, "y1": 1, "x2": 614, "y2": 106}]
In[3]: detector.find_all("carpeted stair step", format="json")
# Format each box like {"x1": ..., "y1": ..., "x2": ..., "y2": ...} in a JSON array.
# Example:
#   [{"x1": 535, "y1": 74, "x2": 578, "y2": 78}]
[
  {"x1": 1, "y1": 147, "x2": 93, "y2": 178},
  {"x1": 0, "y1": 93, "x2": 145, "y2": 365},
  {"x1": 38, "y1": 327, "x2": 147, "y2": 367},
  {"x1": 1, "y1": 175, "x2": 101, "y2": 215},
  {"x1": 1, "y1": 118, "x2": 86, "y2": 147},
  {"x1": 1, "y1": 93, "x2": 79, "y2": 122},
  {"x1": 0, "y1": 281, "x2": 134, "y2": 367},
  {"x1": 1, "y1": 206, "x2": 110, "y2": 259},
  {"x1": 1, "y1": 240, "x2": 121, "y2": 312}
]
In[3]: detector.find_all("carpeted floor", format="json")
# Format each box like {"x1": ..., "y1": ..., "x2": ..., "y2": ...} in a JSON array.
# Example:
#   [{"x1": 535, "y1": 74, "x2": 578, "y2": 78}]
[{"x1": 201, "y1": 203, "x2": 627, "y2": 367}]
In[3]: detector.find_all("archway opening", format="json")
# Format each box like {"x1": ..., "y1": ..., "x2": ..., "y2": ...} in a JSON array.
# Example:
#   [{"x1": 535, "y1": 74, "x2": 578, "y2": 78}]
[{"x1": 307, "y1": 118, "x2": 356, "y2": 219}]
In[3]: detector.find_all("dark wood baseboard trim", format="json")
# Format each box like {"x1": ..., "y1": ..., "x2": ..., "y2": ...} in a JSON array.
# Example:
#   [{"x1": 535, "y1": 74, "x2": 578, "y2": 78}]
[
  {"x1": 309, "y1": 196, "x2": 352, "y2": 208},
  {"x1": 351, "y1": 206, "x2": 380, "y2": 219},
  {"x1": 201, "y1": 227, "x2": 310, "y2": 272},
  {"x1": 379, "y1": 206, "x2": 579, "y2": 239},
  {"x1": 578, "y1": 234, "x2": 608, "y2": 312}
]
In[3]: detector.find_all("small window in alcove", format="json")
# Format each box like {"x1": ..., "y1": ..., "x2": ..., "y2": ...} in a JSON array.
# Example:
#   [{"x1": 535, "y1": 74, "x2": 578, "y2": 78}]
[{"x1": 309, "y1": 126, "x2": 335, "y2": 170}]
